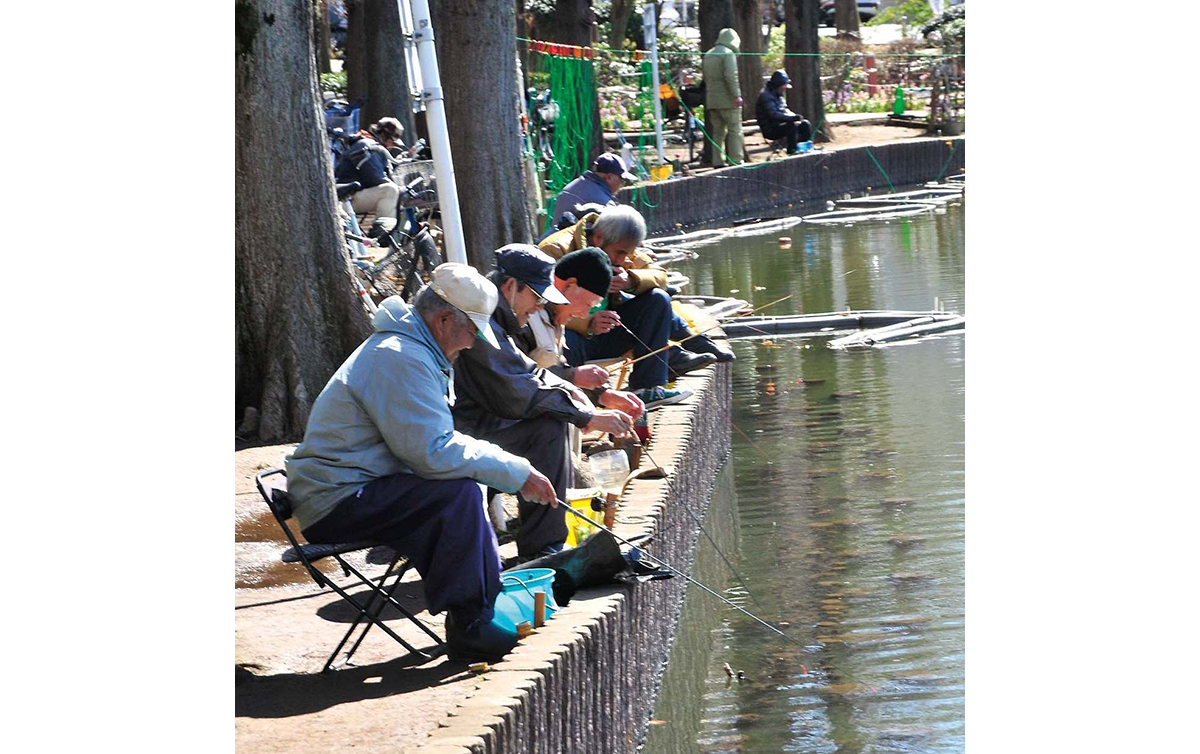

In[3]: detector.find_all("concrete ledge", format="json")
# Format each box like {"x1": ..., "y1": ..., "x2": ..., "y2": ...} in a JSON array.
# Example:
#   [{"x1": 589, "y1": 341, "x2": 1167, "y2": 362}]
[
  {"x1": 618, "y1": 136, "x2": 965, "y2": 234},
  {"x1": 408, "y1": 361, "x2": 732, "y2": 753}
]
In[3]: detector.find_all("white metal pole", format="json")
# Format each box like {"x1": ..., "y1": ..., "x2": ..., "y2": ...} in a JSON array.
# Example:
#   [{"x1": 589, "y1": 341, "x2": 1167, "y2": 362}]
[
  {"x1": 408, "y1": 0, "x2": 467, "y2": 265},
  {"x1": 643, "y1": 4, "x2": 665, "y2": 165}
]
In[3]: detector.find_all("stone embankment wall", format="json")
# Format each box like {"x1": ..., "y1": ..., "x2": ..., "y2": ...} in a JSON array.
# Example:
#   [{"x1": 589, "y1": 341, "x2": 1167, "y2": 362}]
[
  {"x1": 409, "y1": 361, "x2": 732, "y2": 753},
  {"x1": 620, "y1": 137, "x2": 966, "y2": 235}
]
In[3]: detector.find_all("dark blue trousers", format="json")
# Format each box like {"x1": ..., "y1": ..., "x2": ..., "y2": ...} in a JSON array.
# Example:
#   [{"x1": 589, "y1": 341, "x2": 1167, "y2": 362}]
[
  {"x1": 563, "y1": 288, "x2": 674, "y2": 390},
  {"x1": 301, "y1": 474, "x2": 500, "y2": 628}
]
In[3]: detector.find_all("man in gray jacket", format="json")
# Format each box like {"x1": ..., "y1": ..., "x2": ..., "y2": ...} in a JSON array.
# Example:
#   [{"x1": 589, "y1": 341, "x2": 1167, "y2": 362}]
[
  {"x1": 286, "y1": 263, "x2": 557, "y2": 661},
  {"x1": 454, "y1": 245, "x2": 638, "y2": 559}
]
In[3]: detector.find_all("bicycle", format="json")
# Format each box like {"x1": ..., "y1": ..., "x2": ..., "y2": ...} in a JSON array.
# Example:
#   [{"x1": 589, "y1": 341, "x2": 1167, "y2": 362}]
[{"x1": 340, "y1": 175, "x2": 443, "y2": 303}]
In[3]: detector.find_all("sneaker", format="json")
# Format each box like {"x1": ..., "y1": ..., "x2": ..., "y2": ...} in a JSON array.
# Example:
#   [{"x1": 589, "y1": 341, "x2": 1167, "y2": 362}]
[
  {"x1": 633, "y1": 385, "x2": 694, "y2": 410},
  {"x1": 667, "y1": 348, "x2": 718, "y2": 378},
  {"x1": 444, "y1": 610, "x2": 520, "y2": 662},
  {"x1": 681, "y1": 334, "x2": 735, "y2": 363}
]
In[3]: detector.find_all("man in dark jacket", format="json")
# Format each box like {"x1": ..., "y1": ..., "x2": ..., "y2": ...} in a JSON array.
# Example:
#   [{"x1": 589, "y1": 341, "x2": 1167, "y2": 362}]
[
  {"x1": 334, "y1": 117, "x2": 407, "y2": 220},
  {"x1": 756, "y1": 70, "x2": 813, "y2": 156},
  {"x1": 549, "y1": 153, "x2": 636, "y2": 228},
  {"x1": 453, "y1": 245, "x2": 638, "y2": 559}
]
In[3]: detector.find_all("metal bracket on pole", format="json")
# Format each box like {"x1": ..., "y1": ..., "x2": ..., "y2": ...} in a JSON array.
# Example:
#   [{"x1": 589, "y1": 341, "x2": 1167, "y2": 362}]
[
  {"x1": 412, "y1": 23, "x2": 432, "y2": 43},
  {"x1": 419, "y1": 86, "x2": 443, "y2": 103}
]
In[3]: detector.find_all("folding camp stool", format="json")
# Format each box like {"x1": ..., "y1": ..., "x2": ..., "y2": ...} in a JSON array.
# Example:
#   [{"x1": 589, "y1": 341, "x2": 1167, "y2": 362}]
[{"x1": 255, "y1": 468, "x2": 444, "y2": 672}]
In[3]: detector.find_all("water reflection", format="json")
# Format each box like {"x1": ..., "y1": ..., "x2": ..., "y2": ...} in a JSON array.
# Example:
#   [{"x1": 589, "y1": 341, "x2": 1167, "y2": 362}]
[{"x1": 648, "y1": 199, "x2": 965, "y2": 752}]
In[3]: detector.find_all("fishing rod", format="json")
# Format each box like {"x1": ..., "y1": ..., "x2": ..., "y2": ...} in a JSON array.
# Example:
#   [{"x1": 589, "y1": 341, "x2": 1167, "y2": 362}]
[
  {"x1": 560, "y1": 500, "x2": 808, "y2": 650},
  {"x1": 637, "y1": 443, "x2": 770, "y2": 615},
  {"x1": 606, "y1": 294, "x2": 795, "y2": 372}
]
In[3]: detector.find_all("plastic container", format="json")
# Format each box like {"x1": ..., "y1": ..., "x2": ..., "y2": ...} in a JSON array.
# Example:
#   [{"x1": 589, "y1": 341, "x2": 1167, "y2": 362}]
[
  {"x1": 493, "y1": 568, "x2": 559, "y2": 631},
  {"x1": 588, "y1": 449, "x2": 630, "y2": 497},
  {"x1": 564, "y1": 490, "x2": 603, "y2": 547},
  {"x1": 798, "y1": 141, "x2": 813, "y2": 154}
]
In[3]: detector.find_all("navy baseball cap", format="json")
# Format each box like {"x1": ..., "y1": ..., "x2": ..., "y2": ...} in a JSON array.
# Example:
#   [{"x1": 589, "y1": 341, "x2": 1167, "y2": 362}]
[
  {"x1": 593, "y1": 153, "x2": 638, "y2": 183},
  {"x1": 494, "y1": 244, "x2": 570, "y2": 305}
]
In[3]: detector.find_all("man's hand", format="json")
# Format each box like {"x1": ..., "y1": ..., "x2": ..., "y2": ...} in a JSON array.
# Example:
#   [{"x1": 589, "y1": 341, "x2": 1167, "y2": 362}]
[
  {"x1": 610, "y1": 268, "x2": 633, "y2": 293},
  {"x1": 599, "y1": 389, "x2": 644, "y2": 421},
  {"x1": 735, "y1": 96, "x2": 744, "y2": 108},
  {"x1": 585, "y1": 409, "x2": 634, "y2": 437},
  {"x1": 519, "y1": 468, "x2": 558, "y2": 507},
  {"x1": 589, "y1": 310, "x2": 621, "y2": 335},
  {"x1": 572, "y1": 364, "x2": 610, "y2": 389}
]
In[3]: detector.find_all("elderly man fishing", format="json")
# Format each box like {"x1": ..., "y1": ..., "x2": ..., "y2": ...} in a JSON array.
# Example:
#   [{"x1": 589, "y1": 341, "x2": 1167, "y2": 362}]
[
  {"x1": 539, "y1": 204, "x2": 734, "y2": 408},
  {"x1": 453, "y1": 245, "x2": 642, "y2": 560},
  {"x1": 285, "y1": 263, "x2": 556, "y2": 662}
]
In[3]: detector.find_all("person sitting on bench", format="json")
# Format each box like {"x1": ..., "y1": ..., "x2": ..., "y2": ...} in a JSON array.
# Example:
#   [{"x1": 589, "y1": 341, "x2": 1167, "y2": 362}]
[
  {"x1": 756, "y1": 70, "x2": 813, "y2": 156},
  {"x1": 285, "y1": 263, "x2": 557, "y2": 662},
  {"x1": 549, "y1": 152, "x2": 637, "y2": 229},
  {"x1": 333, "y1": 117, "x2": 407, "y2": 221}
]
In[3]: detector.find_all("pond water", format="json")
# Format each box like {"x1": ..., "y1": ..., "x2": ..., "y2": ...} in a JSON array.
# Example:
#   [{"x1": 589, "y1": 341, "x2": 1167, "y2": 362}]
[{"x1": 645, "y1": 196, "x2": 965, "y2": 752}]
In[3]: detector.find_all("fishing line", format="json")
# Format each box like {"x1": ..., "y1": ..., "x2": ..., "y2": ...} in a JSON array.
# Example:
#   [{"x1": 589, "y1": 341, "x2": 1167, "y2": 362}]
[{"x1": 560, "y1": 501, "x2": 809, "y2": 651}]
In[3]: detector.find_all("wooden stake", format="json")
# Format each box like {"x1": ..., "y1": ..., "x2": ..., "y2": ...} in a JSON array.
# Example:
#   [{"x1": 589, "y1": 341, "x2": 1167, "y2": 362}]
[{"x1": 534, "y1": 592, "x2": 546, "y2": 628}]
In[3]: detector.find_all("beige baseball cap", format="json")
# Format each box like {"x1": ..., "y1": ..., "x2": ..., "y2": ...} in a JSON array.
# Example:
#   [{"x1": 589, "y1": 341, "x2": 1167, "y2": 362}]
[{"x1": 429, "y1": 263, "x2": 501, "y2": 349}]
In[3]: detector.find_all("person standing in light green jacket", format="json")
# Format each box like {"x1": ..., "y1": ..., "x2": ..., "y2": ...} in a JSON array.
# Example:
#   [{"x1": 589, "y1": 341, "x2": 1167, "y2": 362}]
[{"x1": 702, "y1": 27, "x2": 744, "y2": 167}]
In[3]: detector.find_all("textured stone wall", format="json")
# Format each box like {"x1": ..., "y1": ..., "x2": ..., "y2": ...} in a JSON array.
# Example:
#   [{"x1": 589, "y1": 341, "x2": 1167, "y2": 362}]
[
  {"x1": 408, "y1": 361, "x2": 732, "y2": 753},
  {"x1": 618, "y1": 137, "x2": 967, "y2": 235}
]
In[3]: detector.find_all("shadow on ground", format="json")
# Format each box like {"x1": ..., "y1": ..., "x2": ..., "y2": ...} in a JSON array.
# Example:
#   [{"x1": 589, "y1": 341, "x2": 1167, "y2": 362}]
[{"x1": 235, "y1": 652, "x2": 466, "y2": 719}]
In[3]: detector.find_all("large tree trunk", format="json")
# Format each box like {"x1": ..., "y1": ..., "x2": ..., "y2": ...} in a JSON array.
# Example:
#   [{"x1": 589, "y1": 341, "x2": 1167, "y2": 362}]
[
  {"x1": 785, "y1": 0, "x2": 829, "y2": 142},
  {"x1": 834, "y1": 0, "x2": 860, "y2": 38},
  {"x1": 359, "y1": 0, "x2": 415, "y2": 139},
  {"x1": 434, "y1": 0, "x2": 533, "y2": 270},
  {"x1": 733, "y1": 0, "x2": 763, "y2": 120},
  {"x1": 609, "y1": 0, "x2": 634, "y2": 49},
  {"x1": 315, "y1": 0, "x2": 332, "y2": 74},
  {"x1": 698, "y1": 0, "x2": 735, "y2": 51},
  {"x1": 236, "y1": 0, "x2": 373, "y2": 442},
  {"x1": 543, "y1": 0, "x2": 604, "y2": 164},
  {"x1": 344, "y1": 0, "x2": 366, "y2": 102}
]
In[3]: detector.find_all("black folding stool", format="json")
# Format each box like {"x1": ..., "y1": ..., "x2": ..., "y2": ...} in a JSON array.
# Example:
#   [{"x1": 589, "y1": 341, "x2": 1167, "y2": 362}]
[{"x1": 255, "y1": 468, "x2": 444, "y2": 671}]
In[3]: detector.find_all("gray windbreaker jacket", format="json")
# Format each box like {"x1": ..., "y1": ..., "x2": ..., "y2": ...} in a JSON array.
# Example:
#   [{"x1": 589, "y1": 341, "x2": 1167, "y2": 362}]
[
  {"x1": 452, "y1": 295, "x2": 595, "y2": 438},
  {"x1": 285, "y1": 297, "x2": 533, "y2": 531}
]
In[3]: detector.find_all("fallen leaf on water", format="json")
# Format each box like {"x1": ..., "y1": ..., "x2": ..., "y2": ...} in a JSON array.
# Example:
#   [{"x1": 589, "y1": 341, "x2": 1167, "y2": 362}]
[
  {"x1": 649, "y1": 719, "x2": 668, "y2": 726},
  {"x1": 729, "y1": 289, "x2": 740, "y2": 294}
]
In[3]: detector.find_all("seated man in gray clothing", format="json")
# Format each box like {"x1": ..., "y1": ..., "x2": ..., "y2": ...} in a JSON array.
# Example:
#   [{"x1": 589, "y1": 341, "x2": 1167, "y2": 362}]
[
  {"x1": 286, "y1": 263, "x2": 557, "y2": 661},
  {"x1": 453, "y1": 245, "x2": 639, "y2": 560}
]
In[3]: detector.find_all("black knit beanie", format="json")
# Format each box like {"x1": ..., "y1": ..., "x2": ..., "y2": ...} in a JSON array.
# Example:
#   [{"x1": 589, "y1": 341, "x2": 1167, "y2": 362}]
[{"x1": 553, "y1": 247, "x2": 613, "y2": 297}]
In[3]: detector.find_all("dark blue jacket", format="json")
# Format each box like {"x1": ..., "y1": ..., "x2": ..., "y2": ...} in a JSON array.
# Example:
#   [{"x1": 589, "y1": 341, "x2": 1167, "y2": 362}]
[
  {"x1": 334, "y1": 135, "x2": 394, "y2": 189},
  {"x1": 550, "y1": 171, "x2": 614, "y2": 227},
  {"x1": 756, "y1": 81, "x2": 800, "y2": 131}
]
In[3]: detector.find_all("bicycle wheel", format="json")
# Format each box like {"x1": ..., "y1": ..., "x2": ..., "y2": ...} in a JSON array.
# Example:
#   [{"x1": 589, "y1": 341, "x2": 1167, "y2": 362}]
[{"x1": 400, "y1": 230, "x2": 440, "y2": 301}]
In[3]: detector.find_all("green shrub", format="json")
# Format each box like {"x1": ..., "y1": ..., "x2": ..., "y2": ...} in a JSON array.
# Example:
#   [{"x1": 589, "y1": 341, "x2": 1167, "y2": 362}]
[
  {"x1": 868, "y1": 0, "x2": 935, "y2": 27},
  {"x1": 319, "y1": 71, "x2": 347, "y2": 97}
]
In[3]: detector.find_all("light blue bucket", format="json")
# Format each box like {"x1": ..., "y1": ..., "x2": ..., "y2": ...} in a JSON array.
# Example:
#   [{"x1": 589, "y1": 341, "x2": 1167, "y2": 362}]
[{"x1": 493, "y1": 568, "x2": 559, "y2": 631}]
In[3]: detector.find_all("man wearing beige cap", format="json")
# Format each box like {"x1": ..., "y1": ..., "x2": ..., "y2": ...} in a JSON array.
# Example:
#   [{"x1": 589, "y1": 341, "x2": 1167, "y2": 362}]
[{"x1": 287, "y1": 263, "x2": 556, "y2": 661}]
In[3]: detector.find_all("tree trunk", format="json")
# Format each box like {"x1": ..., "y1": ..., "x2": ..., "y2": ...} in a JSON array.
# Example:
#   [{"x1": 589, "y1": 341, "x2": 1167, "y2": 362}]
[
  {"x1": 543, "y1": 0, "x2": 604, "y2": 164},
  {"x1": 358, "y1": 0, "x2": 415, "y2": 139},
  {"x1": 236, "y1": 0, "x2": 373, "y2": 442},
  {"x1": 345, "y1": 0, "x2": 366, "y2": 102},
  {"x1": 315, "y1": 0, "x2": 332, "y2": 74},
  {"x1": 785, "y1": 0, "x2": 829, "y2": 142},
  {"x1": 733, "y1": 0, "x2": 763, "y2": 120},
  {"x1": 609, "y1": 0, "x2": 634, "y2": 49},
  {"x1": 433, "y1": 0, "x2": 533, "y2": 270},
  {"x1": 834, "y1": 0, "x2": 860, "y2": 39}
]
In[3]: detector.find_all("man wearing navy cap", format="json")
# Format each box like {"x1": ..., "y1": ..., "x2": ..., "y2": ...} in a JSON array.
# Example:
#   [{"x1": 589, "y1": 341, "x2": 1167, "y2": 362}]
[
  {"x1": 549, "y1": 152, "x2": 637, "y2": 229},
  {"x1": 454, "y1": 244, "x2": 641, "y2": 559}
]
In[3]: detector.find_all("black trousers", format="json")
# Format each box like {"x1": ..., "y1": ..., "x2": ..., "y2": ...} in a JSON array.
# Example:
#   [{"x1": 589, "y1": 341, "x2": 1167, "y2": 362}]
[
  {"x1": 762, "y1": 118, "x2": 813, "y2": 152},
  {"x1": 473, "y1": 416, "x2": 572, "y2": 559}
]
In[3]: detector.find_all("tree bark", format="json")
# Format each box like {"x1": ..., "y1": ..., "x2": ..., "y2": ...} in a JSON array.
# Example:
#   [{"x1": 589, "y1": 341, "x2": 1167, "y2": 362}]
[
  {"x1": 699, "y1": 0, "x2": 735, "y2": 52},
  {"x1": 236, "y1": 0, "x2": 373, "y2": 442},
  {"x1": 609, "y1": 0, "x2": 635, "y2": 49},
  {"x1": 357, "y1": 0, "x2": 416, "y2": 139},
  {"x1": 834, "y1": 0, "x2": 860, "y2": 39},
  {"x1": 542, "y1": 0, "x2": 604, "y2": 164},
  {"x1": 733, "y1": 0, "x2": 764, "y2": 120},
  {"x1": 345, "y1": 0, "x2": 366, "y2": 102},
  {"x1": 315, "y1": 0, "x2": 332, "y2": 74},
  {"x1": 784, "y1": 0, "x2": 829, "y2": 142},
  {"x1": 433, "y1": 0, "x2": 533, "y2": 270}
]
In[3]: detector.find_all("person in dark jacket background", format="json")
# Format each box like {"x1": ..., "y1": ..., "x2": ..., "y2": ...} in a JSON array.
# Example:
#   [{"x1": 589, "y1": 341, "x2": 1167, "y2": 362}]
[
  {"x1": 549, "y1": 153, "x2": 636, "y2": 229},
  {"x1": 756, "y1": 70, "x2": 812, "y2": 156},
  {"x1": 334, "y1": 117, "x2": 407, "y2": 220},
  {"x1": 453, "y1": 245, "x2": 638, "y2": 559}
]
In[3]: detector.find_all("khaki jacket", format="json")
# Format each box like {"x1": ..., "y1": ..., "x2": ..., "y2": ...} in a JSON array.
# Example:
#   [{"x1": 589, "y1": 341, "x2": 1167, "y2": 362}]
[{"x1": 702, "y1": 28, "x2": 741, "y2": 110}]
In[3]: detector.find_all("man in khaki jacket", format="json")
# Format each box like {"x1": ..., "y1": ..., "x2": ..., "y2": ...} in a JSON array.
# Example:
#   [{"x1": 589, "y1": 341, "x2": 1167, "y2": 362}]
[
  {"x1": 702, "y1": 27, "x2": 744, "y2": 167},
  {"x1": 539, "y1": 205, "x2": 733, "y2": 409}
]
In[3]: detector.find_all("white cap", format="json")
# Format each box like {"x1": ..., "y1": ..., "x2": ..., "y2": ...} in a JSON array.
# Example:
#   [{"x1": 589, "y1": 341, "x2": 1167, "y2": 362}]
[{"x1": 429, "y1": 263, "x2": 500, "y2": 349}]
